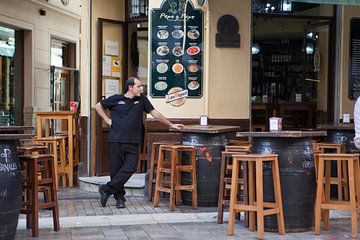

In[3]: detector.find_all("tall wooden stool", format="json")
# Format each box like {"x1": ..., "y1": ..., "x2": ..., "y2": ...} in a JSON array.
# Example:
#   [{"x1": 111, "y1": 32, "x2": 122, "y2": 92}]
[
  {"x1": 148, "y1": 141, "x2": 180, "y2": 202},
  {"x1": 217, "y1": 150, "x2": 250, "y2": 224},
  {"x1": 313, "y1": 142, "x2": 348, "y2": 201},
  {"x1": 153, "y1": 144, "x2": 197, "y2": 210},
  {"x1": 314, "y1": 153, "x2": 360, "y2": 238},
  {"x1": 19, "y1": 154, "x2": 60, "y2": 237},
  {"x1": 35, "y1": 136, "x2": 67, "y2": 190},
  {"x1": 228, "y1": 154, "x2": 285, "y2": 239}
]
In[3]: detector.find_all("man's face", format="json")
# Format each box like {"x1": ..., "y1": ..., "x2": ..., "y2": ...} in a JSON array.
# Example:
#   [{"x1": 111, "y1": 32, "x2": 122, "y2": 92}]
[{"x1": 129, "y1": 79, "x2": 144, "y2": 97}]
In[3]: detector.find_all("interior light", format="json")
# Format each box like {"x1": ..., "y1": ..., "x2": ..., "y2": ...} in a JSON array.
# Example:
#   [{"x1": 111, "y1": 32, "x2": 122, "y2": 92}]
[
  {"x1": 252, "y1": 43, "x2": 260, "y2": 55},
  {"x1": 306, "y1": 43, "x2": 314, "y2": 55},
  {"x1": 282, "y1": 0, "x2": 292, "y2": 12},
  {"x1": 306, "y1": 32, "x2": 314, "y2": 39}
]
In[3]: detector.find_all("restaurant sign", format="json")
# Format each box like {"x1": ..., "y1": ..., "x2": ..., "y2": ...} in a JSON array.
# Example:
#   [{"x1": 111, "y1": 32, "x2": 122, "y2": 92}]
[
  {"x1": 150, "y1": 0, "x2": 204, "y2": 102},
  {"x1": 348, "y1": 18, "x2": 360, "y2": 99}
]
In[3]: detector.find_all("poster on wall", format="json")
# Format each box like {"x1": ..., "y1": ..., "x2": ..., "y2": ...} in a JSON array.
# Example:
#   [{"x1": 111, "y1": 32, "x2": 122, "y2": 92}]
[
  {"x1": 348, "y1": 18, "x2": 360, "y2": 99},
  {"x1": 150, "y1": 0, "x2": 204, "y2": 100}
]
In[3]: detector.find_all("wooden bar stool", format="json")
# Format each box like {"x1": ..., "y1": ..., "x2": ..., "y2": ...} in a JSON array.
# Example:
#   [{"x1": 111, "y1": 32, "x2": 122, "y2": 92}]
[
  {"x1": 314, "y1": 153, "x2": 360, "y2": 238},
  {"x1": 153, "y1": 144, "x2": 197, "y2": 210},
  {"x1": 313, "y1": 142, "x2": 348, "y2": 201},
  {"x1": 147, "y1": 141, "x2": 180, "y2": 202},
  {"x1": 228, "y1": 154, "x2": 285, "y2": 239},
  {"x1": 217, "y1": 150, "x2": 250, "y2": 224},
  {"x1": 19, "y1": 154, "x2": 60, "y2": 237},
  {"x1": 35, "y1": 136, "x2": 67, "y2": 190}
]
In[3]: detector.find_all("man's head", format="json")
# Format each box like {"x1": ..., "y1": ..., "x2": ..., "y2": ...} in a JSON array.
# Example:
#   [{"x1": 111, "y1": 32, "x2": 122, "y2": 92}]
[{"x1": 124, "y1": 77, "x2": 143, "y2": 97}]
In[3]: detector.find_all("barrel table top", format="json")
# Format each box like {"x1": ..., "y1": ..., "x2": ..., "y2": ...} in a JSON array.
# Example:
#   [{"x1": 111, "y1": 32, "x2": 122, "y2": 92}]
[
  {"x1": 236, "y1": 131, "x2": 327, "y2": 138},
  {"x1": 317, "y1": 123, "x2": 354, "y2": 130},
  {"x1": 0, "y1": 134, "x2": 34, "y2": 140},
  {"x1": 171, "y1": 124, "x2": 241, "y2": 134},
  {"x1": 0, "y1": 126, "x2": 33, "y2": 133}
]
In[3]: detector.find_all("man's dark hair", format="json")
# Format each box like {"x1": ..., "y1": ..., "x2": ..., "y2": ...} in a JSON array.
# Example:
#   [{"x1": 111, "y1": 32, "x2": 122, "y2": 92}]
[{"x1": 124, "y1": 77, "x2": 137, "y2": 93}]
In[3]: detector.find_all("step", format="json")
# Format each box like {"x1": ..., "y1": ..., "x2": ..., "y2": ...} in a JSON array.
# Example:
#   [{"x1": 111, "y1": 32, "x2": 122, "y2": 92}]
[{"x1": 78, "y1": 173, "x2": 146, "y2": 197}]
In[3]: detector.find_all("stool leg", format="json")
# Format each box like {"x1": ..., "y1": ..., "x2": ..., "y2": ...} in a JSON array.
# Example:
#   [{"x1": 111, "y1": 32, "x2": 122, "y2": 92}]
[
  {"x1": 342, "y1": 160, "x2": 349, "y2": 201},
  {"x1": 217, "y1": 153, "x2": 226, "y2": 224},
  {"x1": 175, "y1": 151, "x2": 182, "y2": 206},
  {"x1": 153, "y1": 148, "x2": 164, "y2": 208},
  {"x1": 170, "y1": 149, "x2": 176, "y2": 210},
  {"x1": 242, "y1": 161, "x2": 249, "y2": 227},
  {"x1": 49, "y1": 156, "x2": 60, "y2": 231},
  {"x1": 248, "y1": 161, "x2": 256, "y2": 232},
  {"x1": 272, "y1": 158, "x2": 285, "y2": 235},
  {"x1": 348, "y1": 159, "x2": 358, "y2": 238},
  {"x1": 337, "y1": 160, "x2": 343, "y2": 201},
  {"x1": 52, "y1": 142, "x2": 59, "y2": 191},
  {"x1": 148, "y1": 144, "x2": 157, "y2": 202},
  {"x1": 315, "y1": 156, "x2": 325, "y2": 235},
  {"x1": 323, "y1": 160, "x2": 331, "y2": 230},
  {"x1": 227, "y1": 157, "x2": 239, "y2": 236},
  {"x1": 255, "y1": 160, "x2": 264, "y2": 240},
  {"x1": 59, "y1": 138, "x2": 66, "y2": 188},
  {"x1": 191, "y1": 149, "x2": 197, "y2": 209},
  {"x1": 31, "y1": 159, "x2": 39, "y2": 237}
]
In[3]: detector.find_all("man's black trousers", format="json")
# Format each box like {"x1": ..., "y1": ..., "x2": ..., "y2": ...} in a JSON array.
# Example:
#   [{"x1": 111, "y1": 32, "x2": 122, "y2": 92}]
[{"x1": 103, "y1": 142, "x2": 139, "y2": 200}]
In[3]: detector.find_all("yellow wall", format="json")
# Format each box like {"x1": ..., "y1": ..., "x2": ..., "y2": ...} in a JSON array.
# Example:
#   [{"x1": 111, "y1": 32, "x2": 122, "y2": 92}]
[
  {"x1": 91, "y1": 0, "x2": 125, "y2": 105},
  {"x1": 148, "y1": 0, "x2": 251, "y2": 119},
  {"x1": 340, "y1": 5, "x2": 360, "y2": 119},
  {"x1": 208, "y1": 0, "x2": 251, "y2": 119}
]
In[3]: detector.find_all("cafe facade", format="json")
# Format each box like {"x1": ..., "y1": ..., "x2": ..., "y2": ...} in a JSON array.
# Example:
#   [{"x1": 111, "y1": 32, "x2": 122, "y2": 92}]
[
  {"x1": 1, "y1": 0, "x2": 360, "y2": 176},
  {"x1": 88, "y1": 0, "x2": 360, "y2": 176}
]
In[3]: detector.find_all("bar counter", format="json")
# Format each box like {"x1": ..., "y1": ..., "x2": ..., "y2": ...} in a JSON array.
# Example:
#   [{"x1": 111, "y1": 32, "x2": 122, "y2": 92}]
[
  {"x1": 236, "y1": 130, "x2": 326, "y2": 232},
  {"x1": 171, "y1": 124, "x2": 240, "y2": 206}
]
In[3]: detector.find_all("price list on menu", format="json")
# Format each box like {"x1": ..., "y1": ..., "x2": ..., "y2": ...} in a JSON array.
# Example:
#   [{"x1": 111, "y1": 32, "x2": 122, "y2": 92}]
[{"x1": 150, "y1": 0, "x2": 203, "y2": 98}]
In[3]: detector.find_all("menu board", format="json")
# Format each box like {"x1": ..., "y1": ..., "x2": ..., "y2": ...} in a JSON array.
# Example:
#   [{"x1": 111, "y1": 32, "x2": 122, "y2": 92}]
[
  {"x1": 150, "y1": 0, "x2": 203, "y2": 98},
  {"x1": 349, "y1": 18, "x2": 360, "y2": 99}
]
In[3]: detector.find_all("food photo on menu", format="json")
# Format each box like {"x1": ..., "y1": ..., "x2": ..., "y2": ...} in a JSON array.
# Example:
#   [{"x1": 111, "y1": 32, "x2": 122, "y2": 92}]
[
  {"x1": 171, "y1": 29, "x2": 184, "y2": 39},
  {"x1": 156, "y1": 62, "x2": 168, "y2": 74},
  {"x1": 156, "y1": 45, "x2": 169, "y2": 56},
  {"x1": 172, "y1": 46, "x2": 184, "y2": 57},
  {"x1": 172, "y1": 63, "x2": 184, "y2": 74},
  {"x1": 157, "y1": 30, "x2": 169, "y2": 40},
  {"x1": 187, "y1": 29, "x2": 200, "y2": 40}
]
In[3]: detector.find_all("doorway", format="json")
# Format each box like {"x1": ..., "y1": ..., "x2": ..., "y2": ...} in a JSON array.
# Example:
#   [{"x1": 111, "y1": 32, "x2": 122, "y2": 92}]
[
  {"x1": 0, "y1": 25, "x2": 24, "y2": 126},
  {"x1": 251, "y1": 2, "x2": 335, "y2": 130}
]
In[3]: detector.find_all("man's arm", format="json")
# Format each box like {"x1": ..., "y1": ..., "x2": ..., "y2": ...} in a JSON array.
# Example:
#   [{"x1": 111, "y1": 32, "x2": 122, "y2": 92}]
[
  {"x1": 150, "y1": 109, "x2": 184, "y2": 130},
  {"x1": 95, "y1": 102, "x2": 112, "y2": 126}
]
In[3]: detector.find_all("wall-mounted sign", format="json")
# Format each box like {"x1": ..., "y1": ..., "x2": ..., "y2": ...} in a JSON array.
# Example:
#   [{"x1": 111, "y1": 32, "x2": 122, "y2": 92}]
[
  {"x1": 150, "y1": 0, "x2": 204, "y2": 100},
  {"x1": 348, "y1": 18, "x2": 360, "y2": 99},
  {"x1": 216, "y1": 15, "x2": 240, "y2": 48}
]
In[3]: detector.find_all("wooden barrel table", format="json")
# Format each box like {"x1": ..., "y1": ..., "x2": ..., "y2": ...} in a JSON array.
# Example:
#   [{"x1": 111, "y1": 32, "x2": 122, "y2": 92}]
[
  {"x1": 172, "y1": 125, "x2": 240, "y2": 207},
  {"x1": 237, "y1": 130, "x2": 326, "y2": 232},
  {"x1": 0, "y1": 127, "x2": 33, "y2": 240}
]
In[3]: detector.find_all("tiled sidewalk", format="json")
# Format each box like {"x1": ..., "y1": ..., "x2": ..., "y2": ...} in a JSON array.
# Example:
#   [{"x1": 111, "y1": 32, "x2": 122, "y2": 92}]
[
  {"x1": 19, "y1": 187, "x2": 216, "y2": 219},
  {"x1": 16, "y1": 187, "x2": 356, "y2": 240}
]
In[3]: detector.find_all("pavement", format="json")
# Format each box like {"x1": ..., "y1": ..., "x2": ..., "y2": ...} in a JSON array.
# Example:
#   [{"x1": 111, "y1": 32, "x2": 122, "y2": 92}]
[{"x1": 15, "y1": 187, "x2": 359, "y2": 240}]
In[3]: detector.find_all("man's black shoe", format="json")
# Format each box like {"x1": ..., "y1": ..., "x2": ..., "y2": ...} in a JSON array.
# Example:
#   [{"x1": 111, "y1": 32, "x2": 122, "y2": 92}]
[
  {"x1": 116, "y1": 199, "x2": 125, "y2": 209},
  {"x1": 99, "y1": 185, "x2": 111, "y2": 207}
]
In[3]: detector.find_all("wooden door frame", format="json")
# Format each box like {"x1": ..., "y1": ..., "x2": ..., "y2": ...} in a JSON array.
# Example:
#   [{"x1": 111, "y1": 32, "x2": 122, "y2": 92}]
[{"x1": 96, "y1": 18, "x2": 127, "y2": 176}]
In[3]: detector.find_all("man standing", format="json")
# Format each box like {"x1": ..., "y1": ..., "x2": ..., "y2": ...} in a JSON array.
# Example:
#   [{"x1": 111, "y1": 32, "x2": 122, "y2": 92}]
[
  {"x1": 95, "y1": 77, "x2": 184, "y2": 208},
  {"x1": 354, "y1": 96, "x2": 360, "y2": 149}
]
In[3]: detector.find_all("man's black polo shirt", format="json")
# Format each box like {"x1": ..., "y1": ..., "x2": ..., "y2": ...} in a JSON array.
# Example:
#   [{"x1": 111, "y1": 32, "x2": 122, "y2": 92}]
[{"x1": 100, "y1": 93, "x2": 154, "y2": 143}]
